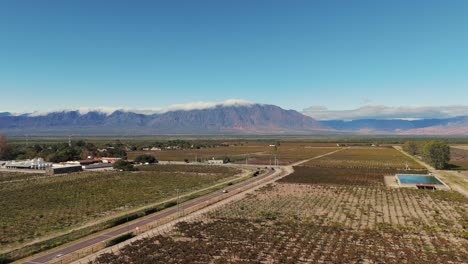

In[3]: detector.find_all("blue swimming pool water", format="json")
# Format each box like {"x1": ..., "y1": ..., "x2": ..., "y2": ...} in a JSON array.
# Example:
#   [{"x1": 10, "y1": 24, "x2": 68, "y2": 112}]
[{"x1": 397, "y1": 175, "x2": 443, "y2": 185}]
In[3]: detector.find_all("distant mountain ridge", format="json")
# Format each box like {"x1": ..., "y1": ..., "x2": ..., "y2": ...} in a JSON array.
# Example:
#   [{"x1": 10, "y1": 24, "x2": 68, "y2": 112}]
[
  {"x1": 1, "y1": 104, "x2": 467, "y2": 135},
  {"x1": 0, "y1": 104, "x2": 325, "y2": 135}
]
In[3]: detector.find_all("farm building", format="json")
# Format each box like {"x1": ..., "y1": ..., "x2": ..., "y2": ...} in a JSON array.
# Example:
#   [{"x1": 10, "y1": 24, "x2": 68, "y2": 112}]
[
  {"x1": 66, "y1": 159, "x2": 100, "y2": 166},
  {"x1": 207, "y1": 158, "x2": 224, "y2": 165},
  {"x1": 82, "y1": 163, "x2": 113, "y2": 170},
  {"x1": 100, "y1": 157, "x2": 122, "y2": 164},
  {"x1": 46, "y1": 165, "x2": 82, "y2": 175},
  {"x1": 4, "y1": 158, "x2": 52, "y2": 170}
]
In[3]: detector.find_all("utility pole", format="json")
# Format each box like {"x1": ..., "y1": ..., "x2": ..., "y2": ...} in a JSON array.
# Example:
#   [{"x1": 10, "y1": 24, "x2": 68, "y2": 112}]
[
  {"x1": 68, "y1": 135, "x2": 72, "y2": 147},
  {"x1": 176, "y1": 188, "x2": 180, "y2": 217},
  {"x1": 127, "y1": 215, "x2": 130, "y2": 233}
]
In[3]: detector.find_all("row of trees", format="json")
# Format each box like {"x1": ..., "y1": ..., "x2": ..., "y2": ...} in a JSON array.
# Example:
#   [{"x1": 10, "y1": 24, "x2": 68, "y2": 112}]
[
  {"x1": 113, "y1": 154, "x2": 158, "y2": 171},
  {"x1": 0, "y1": 135, "x2": 128, "y2": 162},
  {"x1": 0, "y1": 134, "x2": 9, "y2": 159},
  {"x1": 403, "y1": 140, "x2": 451, "y2": 169}
]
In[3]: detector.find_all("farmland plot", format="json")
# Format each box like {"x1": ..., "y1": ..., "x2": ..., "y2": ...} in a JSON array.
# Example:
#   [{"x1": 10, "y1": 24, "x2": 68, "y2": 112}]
[
  {"x1": 450, "y1": 147, "x2": 468, "y2": 170},
  {"x1": 0, "y1": 171, "x2": 44, "y2": 183},
  {"x1": 93, "y1": 182, "x2": 467, "y2": 263},
  {"x1": 279, "y1": 166, "x2": 427, "y2": 186},
  {"x1": 93, "y1": 147, "x2": 466, "y2": 264},
  {"x1": 304, "y1": 147, "x2": 424, "y2": 169},
  {"x1": 128, "y1": 143, "x2": 270, "y2": 161},
  {"x1": 244, "y1": 146, "x2": 340, "y2": 165},
  {"x1": 129, "y1": 142, "x2": 340, "y2": 165},
  {"x1": 0, "y1": 165, "x2": 240, "y2": 247}
]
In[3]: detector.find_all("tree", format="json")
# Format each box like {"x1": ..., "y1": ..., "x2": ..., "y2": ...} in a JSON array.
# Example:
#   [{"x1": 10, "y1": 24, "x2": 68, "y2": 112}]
[
  {"x1": 134, "y1": 154, "x2": 157, "y2": 164},
  {"x1": 0, "y1": 134, "x2": 9, "y2": 159},
  {"x1": 403, "y1": 141, "x2": 419, "y2": 155},
  {"x1": 113, "y1": 160, "x2": 137, "y2": 171},
  {"x1": 422, "y1": 141, "x2": 450, "y2": 169}
]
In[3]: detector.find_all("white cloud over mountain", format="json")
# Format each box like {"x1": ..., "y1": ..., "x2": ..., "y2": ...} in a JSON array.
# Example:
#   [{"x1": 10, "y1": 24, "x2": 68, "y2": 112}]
[
  {"x1": 9, "y1": 99, "x2": 254, "y2": 116},
  {"x1": 302, "y1": 105, "x2": 468, "y2": 120}
]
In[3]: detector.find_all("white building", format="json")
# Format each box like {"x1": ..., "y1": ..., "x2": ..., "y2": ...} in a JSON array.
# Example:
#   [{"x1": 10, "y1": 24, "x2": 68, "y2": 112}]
[
  {"x1": 5, "y1": 158, "x2": 52, "y2": 170},
  {"x1": 207, "y1": 158, "x2": 224, "y2": 165}
]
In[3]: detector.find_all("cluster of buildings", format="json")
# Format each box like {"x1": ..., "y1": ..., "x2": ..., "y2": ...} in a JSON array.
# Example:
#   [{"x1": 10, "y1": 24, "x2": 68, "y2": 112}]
[{"x1": 0, "y1": 157, "x2": 122, "y2": 175}]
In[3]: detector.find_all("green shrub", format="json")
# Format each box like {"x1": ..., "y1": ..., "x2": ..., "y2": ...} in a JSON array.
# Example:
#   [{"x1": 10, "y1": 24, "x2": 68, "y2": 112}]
[{"x1": 106, "y1": 233, "x2": 135, "y2": 247}]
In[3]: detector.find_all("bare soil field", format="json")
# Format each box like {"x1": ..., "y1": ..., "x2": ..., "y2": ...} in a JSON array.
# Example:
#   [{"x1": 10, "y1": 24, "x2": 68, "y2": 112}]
[
  {"x1": 450, "y1": 147, "x2": 468, "y2": 170},
  {"x1": 452, "y1": 145, "x2": 468, "y2": 150}
]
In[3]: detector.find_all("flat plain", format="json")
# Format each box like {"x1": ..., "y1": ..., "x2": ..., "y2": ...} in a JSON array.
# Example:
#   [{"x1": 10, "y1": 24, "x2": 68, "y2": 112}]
[
  {"x1": 93, "y1": 147, "x2": 467, "y2": 263},
  {"x1": 450, "y1": 147, "x2": 468, "y2": 170},
  {"x1": 128, "y1": 142, "x2": 339, "y2": 165}
]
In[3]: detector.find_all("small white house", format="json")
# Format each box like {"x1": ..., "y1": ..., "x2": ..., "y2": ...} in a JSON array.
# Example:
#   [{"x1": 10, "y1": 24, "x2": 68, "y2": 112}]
[{"x1": 207, "y1": 158, "x2": 223, "y2": 165}]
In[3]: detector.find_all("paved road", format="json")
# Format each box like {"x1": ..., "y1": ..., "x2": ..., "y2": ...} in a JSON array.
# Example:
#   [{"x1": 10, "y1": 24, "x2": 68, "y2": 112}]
[{"x1": 23, "y1": 168, "x2": 278, "y2": 264}]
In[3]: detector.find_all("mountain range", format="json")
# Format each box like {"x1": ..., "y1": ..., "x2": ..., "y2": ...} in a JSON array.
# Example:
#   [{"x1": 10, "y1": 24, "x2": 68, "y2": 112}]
[{"x1": 0, "y1": 104, "x2": 467, "y2": 135}]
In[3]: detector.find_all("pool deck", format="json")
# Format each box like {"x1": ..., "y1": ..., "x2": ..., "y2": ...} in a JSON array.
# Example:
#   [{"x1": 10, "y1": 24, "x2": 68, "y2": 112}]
[{"x1": 384, "y1": 176, "x2": 399, "y2": 188}]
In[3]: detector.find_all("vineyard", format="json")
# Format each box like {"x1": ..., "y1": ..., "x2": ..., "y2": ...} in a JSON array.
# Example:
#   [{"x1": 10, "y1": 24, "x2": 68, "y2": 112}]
[
  {"x1": 127, "y1": 143, "x2": 270, "y2": 161},
  {"x1": 0, "y1": 165, "x2": 240, "y2": 248},
  {"x1": 92, "y1": 147, "x2": 467, "y2": 263},
  {"x1": 0, "y1": 171, "x2": 45, "y2": 183},
  {"x1": 278, "y1": 166, "x2": 427, "y2": 186},
  {"x1": 304, "y1": 147, "x2": 425, "y2": 169},
  {"x1": 137, "y1": 164, "x2": 237, "y2": 174},
  {"x1": 242, "y1": 146, "x2": 340, "y2": 165},
  {"x1": 93, "y1": 183, "x2": 467, "y2": 263},
  {"x1": 128, "y1": 142, "x2": 340, "y2": 165}
]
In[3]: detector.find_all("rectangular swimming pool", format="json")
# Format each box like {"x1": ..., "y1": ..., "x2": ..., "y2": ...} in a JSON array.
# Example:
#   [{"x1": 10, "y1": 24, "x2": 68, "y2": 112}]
[{"x1": 397, "y1": 174, "x2": 443, "y2": 185}]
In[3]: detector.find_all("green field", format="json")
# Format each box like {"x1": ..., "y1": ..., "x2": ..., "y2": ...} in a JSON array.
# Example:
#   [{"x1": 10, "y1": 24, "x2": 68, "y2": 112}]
[{"x1": 0, "y1": 165, "x2": 240, "y2": 248}]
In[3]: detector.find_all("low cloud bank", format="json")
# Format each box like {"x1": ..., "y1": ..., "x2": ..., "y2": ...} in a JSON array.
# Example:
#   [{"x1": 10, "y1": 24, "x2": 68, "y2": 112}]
[
  {"x1": 303, "y1": 105, "x2": 468, "y2": 120},
  {"x1": 5, "y1": 99, "x2": 254, "y2": 117}
]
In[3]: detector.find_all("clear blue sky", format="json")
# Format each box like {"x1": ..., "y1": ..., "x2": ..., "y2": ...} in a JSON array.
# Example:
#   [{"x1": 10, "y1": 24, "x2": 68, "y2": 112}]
[{"x1": 1, "y1": 0, "x2": 467, "y2": 113}]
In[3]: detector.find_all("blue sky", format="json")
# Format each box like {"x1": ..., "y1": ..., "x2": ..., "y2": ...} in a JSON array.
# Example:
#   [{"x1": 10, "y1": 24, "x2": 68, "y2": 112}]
[{"x1": 1, "y1": 0, "x2": 467, "y2": 114}]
